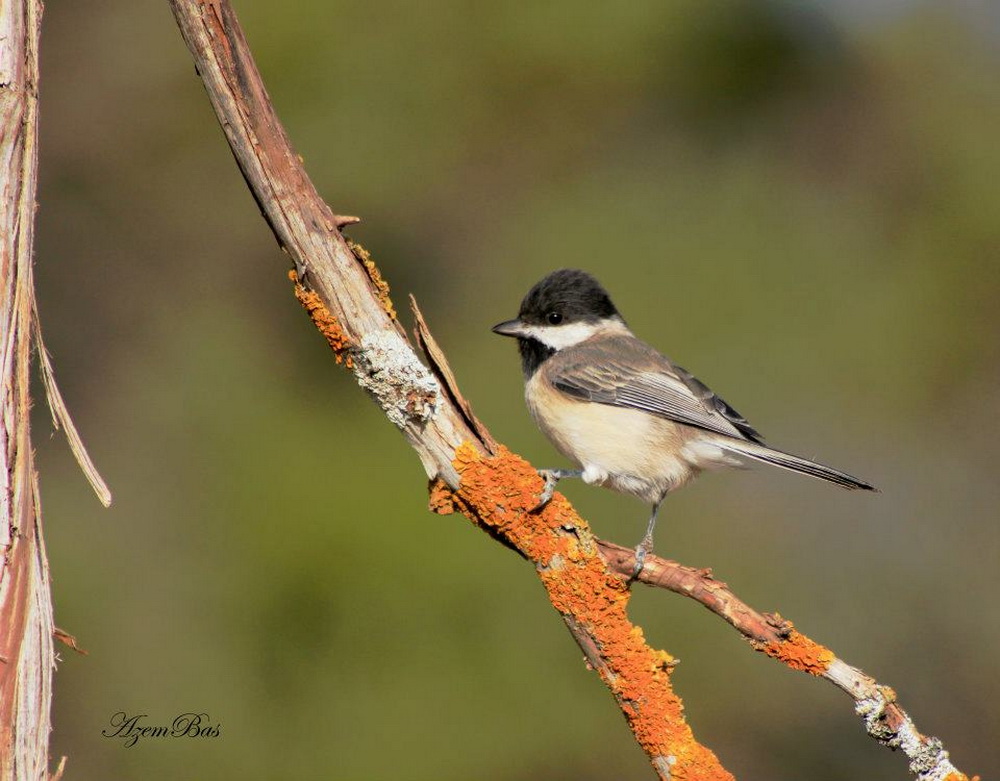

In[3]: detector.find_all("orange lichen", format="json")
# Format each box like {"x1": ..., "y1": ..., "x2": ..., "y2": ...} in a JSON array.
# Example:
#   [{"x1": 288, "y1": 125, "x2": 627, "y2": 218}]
[
  {"x1": 754, "y1": 625, "x2": 834, "y2": 676},
  {"x1": 433, "y1": 442, "x2": 734, "y2": 780},
  {"x1": 347, "y1": 240, "x2": 397, "y2": 321},
  {"x1": 289, "y1": 269, "x2": 354, "y2": 367},
  {"x1": 428, "y1": 478, "x2": 459, "y2": 515}
]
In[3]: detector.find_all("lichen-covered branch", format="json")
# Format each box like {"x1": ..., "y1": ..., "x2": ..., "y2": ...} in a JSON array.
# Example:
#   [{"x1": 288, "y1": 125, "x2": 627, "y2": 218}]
[
  {"x1": 168, "y1": 1, "x2": 732, "y2": 777},
  {"x1": 599, "y1": 542, "x2": 976, "y2": 781},
  {"x1": 428, "y1": 445, "x2": 731, "y2": 779},
  {"x1": 167, "y1": 2, "x2": 976, "y2": 779}
]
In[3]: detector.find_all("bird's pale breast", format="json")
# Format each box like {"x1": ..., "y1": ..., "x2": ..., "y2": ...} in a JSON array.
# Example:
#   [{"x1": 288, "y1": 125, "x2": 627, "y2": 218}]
[{"x1": 526, "y1": 369, "x2": 708, "y2": 503}]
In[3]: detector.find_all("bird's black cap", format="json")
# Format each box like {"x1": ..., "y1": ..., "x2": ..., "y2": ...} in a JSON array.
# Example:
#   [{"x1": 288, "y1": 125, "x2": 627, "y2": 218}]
[{"x1": 517, "y1": 269, "x2": 620, "y2": 325}]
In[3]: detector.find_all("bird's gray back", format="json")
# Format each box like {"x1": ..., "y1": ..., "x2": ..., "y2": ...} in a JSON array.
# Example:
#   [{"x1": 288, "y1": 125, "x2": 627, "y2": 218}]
[{"x1": 545, "y1": 333, "x2": 764, "y2": 444}]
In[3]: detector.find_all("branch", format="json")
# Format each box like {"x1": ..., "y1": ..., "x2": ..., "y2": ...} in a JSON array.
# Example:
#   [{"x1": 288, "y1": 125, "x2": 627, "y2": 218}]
[
  {"x1": 599, "y1": 542, "x2": 976, "y2": 781},
  {"x1": 168, "y1": 1, "x2": 730, "y2": 777},
  {"x1": 167, "y1": 2, "x2": 977, "y2": 779}
]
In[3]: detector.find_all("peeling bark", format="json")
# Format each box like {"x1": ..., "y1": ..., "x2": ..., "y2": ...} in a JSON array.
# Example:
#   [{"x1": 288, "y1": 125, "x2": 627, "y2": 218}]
[{"x1": 0, "y1": 2, "x2": 53, "y2": 778}]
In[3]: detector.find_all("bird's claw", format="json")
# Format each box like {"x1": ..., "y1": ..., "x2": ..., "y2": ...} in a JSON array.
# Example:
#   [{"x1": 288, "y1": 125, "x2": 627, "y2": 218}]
[
  {"x1": 630, "y1": 534, "x2": 655, "y2": 581},
  {"x1": 630, "y1": 547, "x2": 647, "y2": 580},
  {"x1": 532, "y1": 470, "x2": 560, "y2": 512}
]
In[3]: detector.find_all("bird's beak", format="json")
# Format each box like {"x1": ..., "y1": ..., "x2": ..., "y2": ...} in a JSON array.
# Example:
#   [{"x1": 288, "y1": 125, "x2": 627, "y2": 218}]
[{"x1": 492, "y1": 318, "x2": 530, "y2": 339}]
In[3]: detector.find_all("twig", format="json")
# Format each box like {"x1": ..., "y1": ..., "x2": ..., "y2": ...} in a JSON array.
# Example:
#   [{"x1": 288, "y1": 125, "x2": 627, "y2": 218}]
[
  {"x1": 33, "y1": 312, "x2": 112, "y2": 507},
  {"x1": 48, "y1": 757, "x2": 66, "y2": 781},
  {"x1": 599, "y1": 542, "x2": 974, "y2": 781},
  {"x1": 52, "y1": 628, "x2": 88, "y2": 657},
  {"x1": 410, "y1": 296, "x2": 499, "y2": 454}
]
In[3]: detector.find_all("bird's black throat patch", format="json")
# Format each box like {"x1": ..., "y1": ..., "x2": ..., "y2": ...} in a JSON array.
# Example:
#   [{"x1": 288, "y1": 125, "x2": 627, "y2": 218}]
[{"x1": 518, "y1": 337, "x2": 556, "y2": 379}]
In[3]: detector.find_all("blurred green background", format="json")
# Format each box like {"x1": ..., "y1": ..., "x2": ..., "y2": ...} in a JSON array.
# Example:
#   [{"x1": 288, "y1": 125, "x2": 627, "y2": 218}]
[{"x1": 34, "y1": 1, "x2": 999, "y2": 779}]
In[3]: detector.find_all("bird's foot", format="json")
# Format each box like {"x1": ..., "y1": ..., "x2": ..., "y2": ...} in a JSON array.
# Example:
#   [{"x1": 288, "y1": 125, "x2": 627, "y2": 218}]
[
  {"x1": 630, "y1": 534, "x2": 655, "y2": 580},
  {"x1": 629, "y1": 502, "x2": 663, "y2": 582},
  {"x1": 531, "y1": 468, "x2": 582, "y2": 512}
]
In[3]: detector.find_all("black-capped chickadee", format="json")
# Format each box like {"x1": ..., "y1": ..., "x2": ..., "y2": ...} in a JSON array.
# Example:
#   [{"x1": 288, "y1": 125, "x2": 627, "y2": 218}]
[{"x1": 493, "y1": 269, "x2": 876, "y2": 574}]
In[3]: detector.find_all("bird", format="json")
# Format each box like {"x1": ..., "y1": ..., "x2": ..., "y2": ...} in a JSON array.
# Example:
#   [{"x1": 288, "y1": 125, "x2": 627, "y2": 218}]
[{"x1": 492, "y1": 269, "x2": 876, "y2": 575}]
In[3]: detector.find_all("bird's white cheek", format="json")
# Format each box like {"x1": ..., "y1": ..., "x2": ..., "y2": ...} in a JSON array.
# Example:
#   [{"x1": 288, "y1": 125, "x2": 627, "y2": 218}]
[{"x1": 524, "y1": 322, "x2": 601, "y2": 350}]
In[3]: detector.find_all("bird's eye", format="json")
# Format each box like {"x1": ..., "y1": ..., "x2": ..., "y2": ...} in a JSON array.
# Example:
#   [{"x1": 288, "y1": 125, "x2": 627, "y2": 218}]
[{"x1": 546, "y1": 312, "x2": 563, "y2": 325}]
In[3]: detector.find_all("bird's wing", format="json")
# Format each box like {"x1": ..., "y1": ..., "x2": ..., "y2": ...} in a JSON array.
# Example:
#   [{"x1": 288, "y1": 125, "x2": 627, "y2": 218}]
[{"x1": 549, "y1": 334, "x2": 765, "y2": 443}]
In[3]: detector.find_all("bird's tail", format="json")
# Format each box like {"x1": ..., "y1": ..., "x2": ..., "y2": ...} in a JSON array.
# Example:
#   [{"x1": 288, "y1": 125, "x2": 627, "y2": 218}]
[{"x1": 717, "y1": 439, "x2": 877, "y2": 491}]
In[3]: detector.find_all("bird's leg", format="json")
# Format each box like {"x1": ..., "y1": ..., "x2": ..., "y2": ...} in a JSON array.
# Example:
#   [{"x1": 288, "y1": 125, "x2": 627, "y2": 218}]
[
  {"x1": 632, "y1": 501, "x2": 663, "y2": 578},
  {"x1": 532, "y1": 468, "x2": 583, "y2": 511}
]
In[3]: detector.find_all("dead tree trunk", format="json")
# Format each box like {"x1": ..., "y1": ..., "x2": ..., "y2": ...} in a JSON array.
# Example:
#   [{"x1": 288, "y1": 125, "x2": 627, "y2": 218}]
[
  {"x1": 0, "y1": 4, "x2": 109, "y2": 778},
  {"x1": 0, "y1": 2, "x2": 53, "y2": 777}
]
